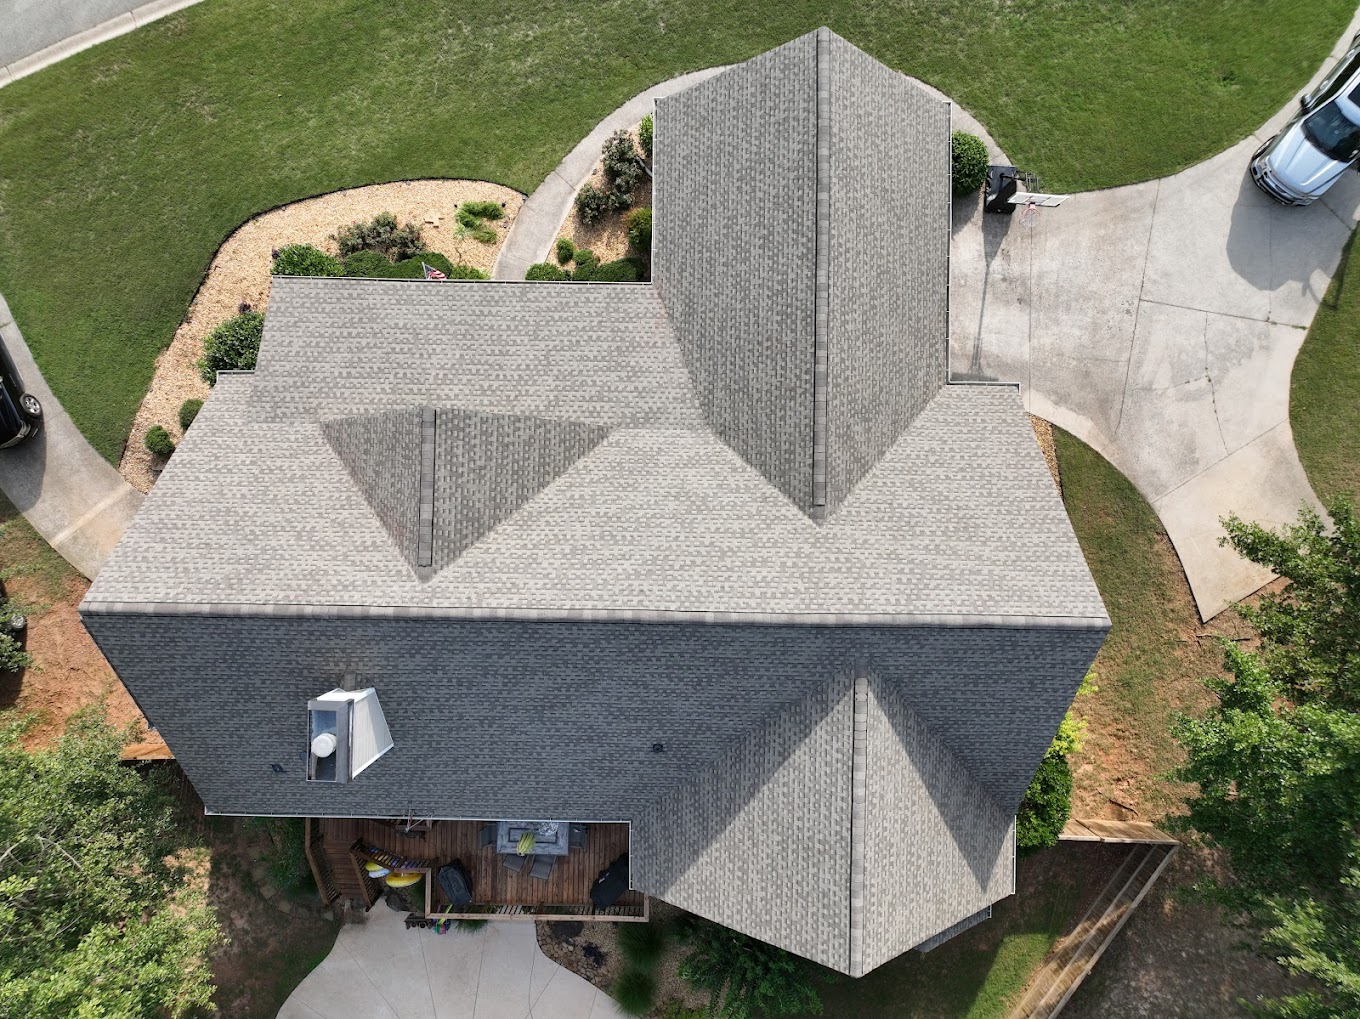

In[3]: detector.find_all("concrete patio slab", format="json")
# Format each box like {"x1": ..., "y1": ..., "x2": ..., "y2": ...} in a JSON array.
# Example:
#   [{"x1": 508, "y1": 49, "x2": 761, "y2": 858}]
[{"x1": 278, "y1": 901, "x2": 623, "y2": 1019}]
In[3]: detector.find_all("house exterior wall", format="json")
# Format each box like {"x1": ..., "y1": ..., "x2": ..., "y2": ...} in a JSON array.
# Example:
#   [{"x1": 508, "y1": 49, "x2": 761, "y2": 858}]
[{"x1": 83, "y1": 612, "x2": 1105, "y2": 820}]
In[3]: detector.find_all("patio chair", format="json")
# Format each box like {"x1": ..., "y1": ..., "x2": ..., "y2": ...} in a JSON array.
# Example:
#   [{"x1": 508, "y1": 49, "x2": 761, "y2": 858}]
[
  {"x1": 503, "y1": 853, "x2": 529, "y2": 874},
  {"x1": 569, "y1": 824, "x2": 587, "y2": 851},
  {"x1": 478, "y1": 823, "x2": 496, "y2": 849},
  {"x1": 528, "y1": 855, "x2": 555, "y2": 881}
]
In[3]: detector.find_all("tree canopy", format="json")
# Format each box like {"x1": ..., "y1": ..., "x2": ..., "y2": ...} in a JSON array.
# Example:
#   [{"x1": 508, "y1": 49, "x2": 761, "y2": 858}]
[
  {"x1": 1174, "y1": 499, "x2": 1360, "y2": 1018},
  {"x1": 0, "y1": 710, "x2": 221, "y2": 1019}
]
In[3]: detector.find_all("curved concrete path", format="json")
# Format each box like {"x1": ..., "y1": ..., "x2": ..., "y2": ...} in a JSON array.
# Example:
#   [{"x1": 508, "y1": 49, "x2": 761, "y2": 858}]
[
  {"x1": 277, "y1": 900, "x2": 624, "y2": 1019},
  {"x1": 0, "y1": 0, "x2": 203, "y2": 88},
  {"x1": 951, "y1": 9, "x2": 1360, "y2": 620},
  {"x1": 0, "y1": 294, "x2": 142, "y2": 578},
  {"x1": 492, "y1": 67, "x2": 728, "y2": 282}
]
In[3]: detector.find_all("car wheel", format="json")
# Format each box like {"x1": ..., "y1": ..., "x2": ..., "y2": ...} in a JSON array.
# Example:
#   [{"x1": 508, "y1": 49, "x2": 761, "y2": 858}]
[{"x1": 19, "y1": 393, "x2": 41, "y2": 419}]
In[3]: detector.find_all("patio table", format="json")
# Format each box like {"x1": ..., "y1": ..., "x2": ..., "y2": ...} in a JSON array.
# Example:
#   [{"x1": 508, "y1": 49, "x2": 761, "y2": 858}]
[{"x1": 496, "y1": 820, "x2": 570, "y2": 856}]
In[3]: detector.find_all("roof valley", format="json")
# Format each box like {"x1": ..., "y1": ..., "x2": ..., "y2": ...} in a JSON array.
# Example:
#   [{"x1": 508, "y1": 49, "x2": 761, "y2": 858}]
[{"x1": 848, "y1": 672, "x2": 869, "y2": 977}]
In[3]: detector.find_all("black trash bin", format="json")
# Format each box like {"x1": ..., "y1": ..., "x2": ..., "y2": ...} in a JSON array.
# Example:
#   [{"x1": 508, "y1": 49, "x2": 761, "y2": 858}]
[
  {"x1": 590, "y1": 854, "x2": 630, "y2": 909},
  {"x1": 985, "y1": 165, "x2": 1019, "y2": 215}
]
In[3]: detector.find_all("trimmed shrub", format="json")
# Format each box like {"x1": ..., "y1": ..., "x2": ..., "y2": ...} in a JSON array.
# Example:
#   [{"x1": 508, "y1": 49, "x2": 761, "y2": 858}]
[
  {"x1": 626, "y1": 208, "x2": 652, "y2": 256},
  {"x1": 554, "y1": 236, "x2": 576, "y2": 265},
  {"x1": 1016, "y1": 752, "x2": 1073, "y2": 852},
  {"x1": 586, "y1": 258, "x2": 643, "y2": 283},
  {"x1": 639, "y1": 114, "x2": 653, "y2": 159},
  {"x1": 572, "y1": 249, "x2": 598, "y2": 271},
  {"x1": 575, "y1": 183, "x2": 610, "y2": 226},
  {"x1": 951, "y1": 131, "x2": 989, "y2": 196},
  {"x1": 343, "y1": 250, "x2": 392, "y2": 276},
  {"x1": 444, "y1": 263, "x2": 489, "y2": 280},
  {"x1": 197, "y1": 311, "x2": 264, "y2": 384},
  {"x1": 613, "y1": 969, "x2": 656, "y2": 1017},
  {"x1": 458, "y1": 200, "x2": 504, "y2": 222},
  {"x1": 454, "y1": 917, "x2": 490, "y2": 932},
  {"x1": 333, "y1": 212, "x2": 425, "y2": 261},
  {"x1": 144, "y1": 425, "x2": 175, "y2": 458},
  {"x1": 618, "y1": 920, "x2": 669, "y2": 970},
  {"x1": 178, "y1": 398, "x2": 203, "y2": 431},
  {"x1": 381, "y1": 252, "x2": 457, "y2": 280},
  {"x1": 525, "y1": 262, "x2": 569, "y2": 281},
  {"x1": 270, "y1": 244, "x2": 342, "y2": 277},
  {"x1": 601, "y1": 129, "x2": 639, "y2": 181}
]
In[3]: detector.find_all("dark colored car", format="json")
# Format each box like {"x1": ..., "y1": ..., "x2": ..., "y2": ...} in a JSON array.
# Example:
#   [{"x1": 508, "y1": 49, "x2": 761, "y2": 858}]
[{"x1": 0, "y1": 337, "x2": 42, "y2": 448}]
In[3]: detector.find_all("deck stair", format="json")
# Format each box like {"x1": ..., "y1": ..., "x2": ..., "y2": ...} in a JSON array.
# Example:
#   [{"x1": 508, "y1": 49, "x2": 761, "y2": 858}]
[{"x1": 1007, "y1": 821, "x2": 1179, "y2": 1019}]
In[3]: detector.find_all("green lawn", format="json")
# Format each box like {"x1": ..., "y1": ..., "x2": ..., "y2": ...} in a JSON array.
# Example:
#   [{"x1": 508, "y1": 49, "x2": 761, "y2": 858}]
[
  {"x1": 1292, "y1": 231, "x2": 1360, "y2": 506},
  {"x1": 0, "y1": 0, "x2": 1352, "y2": 461},
  {"x1": 810, "y1": 846, "x2": 1087, "y2": 1019},
  {"x1": 1053, "y1": 428, "x2": 1227, "y2": 817}
]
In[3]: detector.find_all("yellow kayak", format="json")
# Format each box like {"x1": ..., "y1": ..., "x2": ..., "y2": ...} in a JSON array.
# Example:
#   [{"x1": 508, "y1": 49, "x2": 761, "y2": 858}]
[
  {"x1": 385, "y1": 871, "x2": 422, "y2": 888},
  {"x1": 364, "y1": 861, "x2": 391, "y2": 878}
]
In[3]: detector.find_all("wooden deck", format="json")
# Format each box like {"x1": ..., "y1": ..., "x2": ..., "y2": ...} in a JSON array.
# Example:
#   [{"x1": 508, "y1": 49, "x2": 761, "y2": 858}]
[{"x1": 316, "y1": 817, "x2": 644, "y2": 920}]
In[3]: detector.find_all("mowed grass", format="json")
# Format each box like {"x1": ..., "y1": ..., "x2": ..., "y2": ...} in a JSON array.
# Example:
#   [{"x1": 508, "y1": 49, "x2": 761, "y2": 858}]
[
  {"x1": 1292, "y1": 231, "x2": 1360, "y2": 505},
  {"x1": 810, "y1": 846, "x2": 1089, "y2": 1019},
  {"x1": 0, "y1": 1, "x2": 1352, "y2": 460},
  {"x1": 1053, "y1": 428, "x2": 1226, "y2": 818}
]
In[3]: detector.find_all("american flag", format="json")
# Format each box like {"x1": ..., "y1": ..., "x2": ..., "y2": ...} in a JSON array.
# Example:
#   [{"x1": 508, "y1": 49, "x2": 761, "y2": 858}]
[{"x1": 422, "y1": 262, "x2": 447, "y2": 281}]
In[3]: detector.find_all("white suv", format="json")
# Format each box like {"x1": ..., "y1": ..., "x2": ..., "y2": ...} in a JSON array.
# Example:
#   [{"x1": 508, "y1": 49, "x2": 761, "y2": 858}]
[{"x1": 1252, "y1": 32, "x2": 1360, "y2": 205}]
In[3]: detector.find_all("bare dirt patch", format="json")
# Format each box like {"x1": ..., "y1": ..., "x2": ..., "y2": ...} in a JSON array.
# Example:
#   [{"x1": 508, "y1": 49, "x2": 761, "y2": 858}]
[{"x1": 120, "y1": 179, "x2": 523, "y2": 492}]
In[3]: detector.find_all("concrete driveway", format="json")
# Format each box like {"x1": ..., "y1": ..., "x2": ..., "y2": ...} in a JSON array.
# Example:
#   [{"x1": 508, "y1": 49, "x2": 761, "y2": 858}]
[
  {"x1": 0, "y1": 294, "x2": 142, "y2": 579},
  {"x1": 949, "y1": 11, "x2": 1360, "y2": 619},
  {"x1": 278, "y1": 901, "x2": 624, "y2": 1019}
]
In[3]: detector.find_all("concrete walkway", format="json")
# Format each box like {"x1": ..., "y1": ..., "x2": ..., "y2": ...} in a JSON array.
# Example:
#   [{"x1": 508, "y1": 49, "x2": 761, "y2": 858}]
[
  {"x1": 491, "y1": 67, "x2": 728, "y2": 282},
  {"x1": 0, "y1": 0, "x2": 203, "y2": 88},
  {"x1": 278, "y1": 901, "x2": 624, "y2": 1019},
  {"x1": 0, "y1": 294, "x2": 142, "y2": 579},
  {"x1": 951, "y1": 10, "x2": 1360, "y2": 619}
]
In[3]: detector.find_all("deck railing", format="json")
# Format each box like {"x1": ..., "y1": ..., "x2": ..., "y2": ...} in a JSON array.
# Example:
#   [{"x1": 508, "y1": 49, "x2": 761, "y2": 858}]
[{"x1": 302, "y1": 818, "x2": 341, "y2": 906}]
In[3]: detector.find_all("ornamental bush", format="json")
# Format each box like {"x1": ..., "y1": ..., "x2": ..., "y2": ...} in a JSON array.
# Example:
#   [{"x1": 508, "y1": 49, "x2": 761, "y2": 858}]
[
  {"x1": 626, "y1": 207, "x2": 652, "y2": 257},
  {"x1": 458, "y1": 200, "x2": 504, "y2": 222},
  {"x1": 639, "y1": 114, "x2": 654, "y2": 159},
  {"x1": 333, "y1": 212, "x2": 425, "y2": 261},
  {"x1": 144, "y1": 425, "x2": 175, "y2": 458},
  {"x1": 342, "y1": 249, "x2": 391, "y2": 276},
  {"x1": 197, "y1": 310, "x2": 264, "y2": 384},
  {"x1": 951, "y1": 131, "x2": 989, "y2": 196},
  {"x1": 177, "y1": 398, "x2": 203, "y2": 431},
  {"x1": 525, "y1": 262, "x2": 570, "y2": 281},
  {"x1": 601, "y1": 129, "x2": 639, "y2": 183},
  {"x1": 585, "y1": 258, "x2": 643, "y2": 283},
  {"x1": 613, "y1": 969, "x2": 657, "y2": 1017},
  {"x1": 0, "y1": 631, "x2": 32, "y2": 673},
  {"x1": 677, "y1": 916, "x2": 822, "y2": 1017},
  {"x1": 270, "y1": 243, "x2": 342, "y2": 277},
  {"x1": 618, "y1": 920, "x2": 669, "y2": 970},
  {"x1": 1016, "y1": 753, "x2": 1073, "y2": 852},
  {"x1": 575, "y1": 183, "x2": 610, "y2": 226},
  {"x1": 555, "y1": 236, "x2": 576, "y2": 265}
]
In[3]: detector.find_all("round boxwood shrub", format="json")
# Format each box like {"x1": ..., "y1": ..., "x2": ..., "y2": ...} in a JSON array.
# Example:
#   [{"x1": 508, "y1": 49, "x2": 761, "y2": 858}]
[
  {"x1": 178, "y1": 398, "x2": 203, "y2": 431},
  {"x1": 555, "y1": 236, "x2": 576, "y2": 265},
  {"x1": 197, "y1": 311, "x2": 265, "y2": 384},
  {"x1": 613, "y1": 969, "x2": 656, "y2": 1017},
  {"x1": 144, "y1": 424, "x2": 176, "y2": 458},
  {"x1": 525, "y1": 262, "x2": 569, "y2": 281},
  {"x1": 951, "y1": 131, "x2": 989, "y2": 196},
  {"x1": 1016, "y1": 753, "x2": 1073, "y2": 852},
  {"x1": 626, "y1": 208, "x2": 652, "y2": 257},
  {"x1": 575, "y1": 183, "x2": 610, "y2": 226},
  {"x1": 444, "y1": 262, "x2": 488, "y2": 280},
  {"x1": 271, "y1": 244, "x2": 342, "y2": 277},
  {"x1": 343, "y1": 250, "x2": 391, "y2": 277}
]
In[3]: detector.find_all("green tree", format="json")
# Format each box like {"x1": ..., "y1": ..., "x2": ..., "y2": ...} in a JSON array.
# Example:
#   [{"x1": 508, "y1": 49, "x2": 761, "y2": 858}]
[
  {"x1": 1172, "y1": 498, "x2": 1360, "y2": 1017},
  {"x1": 677, "y1": 917, "x2": 824, "y2": 1018},
  {"x1": 0, "y1": 709, "x2": 221, "y2": 1019}
]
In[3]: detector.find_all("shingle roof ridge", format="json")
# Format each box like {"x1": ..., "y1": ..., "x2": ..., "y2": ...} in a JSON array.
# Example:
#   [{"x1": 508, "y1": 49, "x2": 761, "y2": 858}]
[{"x1": 76, "y1": 597, "x2": 1110, "y2": 628}]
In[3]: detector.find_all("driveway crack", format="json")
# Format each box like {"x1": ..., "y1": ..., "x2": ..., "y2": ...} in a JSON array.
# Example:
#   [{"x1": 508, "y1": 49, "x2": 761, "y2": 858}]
[
  {"x1": 1204, "y1": 315, "x2": 1229, "y2": 453},
  {"x1": 1116, "y1": 178, "x2": 1161, "y2": 435}
]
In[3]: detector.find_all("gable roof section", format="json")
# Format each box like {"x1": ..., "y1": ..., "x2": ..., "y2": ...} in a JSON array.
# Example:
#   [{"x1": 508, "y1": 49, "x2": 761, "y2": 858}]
[
  {"x1": 631, "y1": 671, "x2": 1014, "y2": 975},
  {"x1": 653, "y1": 28, "x2": 949, "y2": 518}
]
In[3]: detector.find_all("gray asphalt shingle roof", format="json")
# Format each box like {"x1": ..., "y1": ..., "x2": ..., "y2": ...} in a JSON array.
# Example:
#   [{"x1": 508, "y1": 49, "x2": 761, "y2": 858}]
[{"x1": 82, "y1": 27, "x2": 1108, "y2": 976}]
